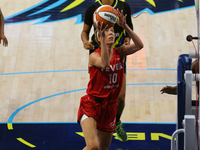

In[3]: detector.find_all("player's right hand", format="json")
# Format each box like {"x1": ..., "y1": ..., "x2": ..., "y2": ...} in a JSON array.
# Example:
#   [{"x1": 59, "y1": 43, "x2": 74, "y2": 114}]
[
  {"x1": 93, "y1": 21, "x2": 107, "y2": 39},
  {"x1": 160, "y1": 86, "x2": 177, "y2": 95},
  {"x1": 83, "y1": 41, "x2": 94, "y2": 50},
  {"x1": 0, "y1": 33, "x2": 8, "y2": 47}
]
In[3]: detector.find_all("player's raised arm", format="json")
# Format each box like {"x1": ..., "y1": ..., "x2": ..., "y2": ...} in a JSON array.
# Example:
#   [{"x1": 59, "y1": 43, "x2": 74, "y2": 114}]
[
  {"x1": 89, "y1": 22, "x2": 110, "y2": 68},
  {"x1": 116, "y1": 9, "x2": 143, "y2": 55}
]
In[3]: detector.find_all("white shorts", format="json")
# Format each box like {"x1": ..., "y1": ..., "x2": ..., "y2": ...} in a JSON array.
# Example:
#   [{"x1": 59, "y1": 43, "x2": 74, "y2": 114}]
[{"x1": 80, "y1": 114, "x2": 89, "y2": 124}]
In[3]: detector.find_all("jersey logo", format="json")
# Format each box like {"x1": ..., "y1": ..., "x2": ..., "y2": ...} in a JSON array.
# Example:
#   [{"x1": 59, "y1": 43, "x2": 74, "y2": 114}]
[
  {"x1": 5, "y1": 0, "x2": 194, "y2": 25},
  {"x1": 110, "y1": 118, "x2": 116, "y2": 128}
]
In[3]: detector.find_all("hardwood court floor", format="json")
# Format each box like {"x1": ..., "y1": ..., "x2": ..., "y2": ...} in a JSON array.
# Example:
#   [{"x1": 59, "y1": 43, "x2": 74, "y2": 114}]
[{"x1": 0, "y1": 0, "x2": 197, "y2": 124}]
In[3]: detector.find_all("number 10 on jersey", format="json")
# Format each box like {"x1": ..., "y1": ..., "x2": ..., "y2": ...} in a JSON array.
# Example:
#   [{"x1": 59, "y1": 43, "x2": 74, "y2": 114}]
[{"x1": 108, "y1": 73, "x2": 118, "y2": 84}]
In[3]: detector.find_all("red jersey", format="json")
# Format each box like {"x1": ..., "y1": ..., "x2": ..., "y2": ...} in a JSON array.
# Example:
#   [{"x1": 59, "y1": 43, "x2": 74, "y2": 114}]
[{"x1": 86, "y1": 47, "x2": 124, "y2": 101}]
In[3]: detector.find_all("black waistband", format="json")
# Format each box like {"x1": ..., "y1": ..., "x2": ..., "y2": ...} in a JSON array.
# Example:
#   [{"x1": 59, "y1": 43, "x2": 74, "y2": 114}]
[{"x1": 94, "y1": 97, "x2": 104, "y2": 103}]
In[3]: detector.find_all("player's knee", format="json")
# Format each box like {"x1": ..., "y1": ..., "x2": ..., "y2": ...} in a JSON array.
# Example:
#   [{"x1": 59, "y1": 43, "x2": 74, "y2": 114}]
[
  {"x1": 89, "y1": 146, "x2": 98, "y2": 150},
  {"x1": 99, "y1": 145, "x2": 110, "y2": 150},
  {"x1": 87, "y1": 139, "x2": 99, "y2": 150},
  {"x1": 99, "y1": 140, "x2": 111, "y2": 150}
]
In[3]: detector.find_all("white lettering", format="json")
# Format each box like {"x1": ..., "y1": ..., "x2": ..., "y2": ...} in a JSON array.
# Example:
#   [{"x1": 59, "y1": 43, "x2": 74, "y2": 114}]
[
  {"x1": 104, "y1": 84, "x2": 119, "y2": 89},
  {"x1": 101, "y1": 63, "x2": 123, "y2": 72},
  {"x1": 116, "y1": 63, "x2": 119, "y2": 70},
  {"x1": 101, "y1": 67, "x2": 105, "y2": 71},
  {"x1": 110, "y1": 64, "x2": 115, "y2": 71},
  {"x1": 106, "y1": 67, "x2": 110, "y2": 71}
]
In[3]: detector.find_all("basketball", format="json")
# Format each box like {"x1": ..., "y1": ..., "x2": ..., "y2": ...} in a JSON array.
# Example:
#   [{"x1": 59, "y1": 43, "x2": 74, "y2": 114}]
[{"x1": 93, "y1": 5, "x2": 118, "y2": 29}]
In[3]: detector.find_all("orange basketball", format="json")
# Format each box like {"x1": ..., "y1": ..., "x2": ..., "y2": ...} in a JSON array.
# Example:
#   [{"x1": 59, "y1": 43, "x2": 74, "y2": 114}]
[{"x1": 93, "y1": 5, "x2": 118, "y2": 29}]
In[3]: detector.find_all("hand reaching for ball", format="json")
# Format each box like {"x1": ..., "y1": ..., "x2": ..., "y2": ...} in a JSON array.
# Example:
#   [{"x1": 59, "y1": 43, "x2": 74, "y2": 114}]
[
  {"x1": 93, "y1": 21, "x2": 108, "y2": 38},
  {"x1": 116, "y1": 9, "x2": 127, "y2": 29}
]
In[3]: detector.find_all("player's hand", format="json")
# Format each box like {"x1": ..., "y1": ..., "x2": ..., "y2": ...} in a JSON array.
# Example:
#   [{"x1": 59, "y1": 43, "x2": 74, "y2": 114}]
[
  {"x1": 0, "y1": 33, "x2": 8, "y2": 47},
  {"x1": 93, "y1": 21, "x2": 107, "y2": 38},
  {"x1": 160, "y1": 86, "x2": 177, "y2": 95},
  {"x1": 116, "y1": 9, "x2": 127, "y2": 28},
  {"x1": 124, "y1": 37, "x2": 130, "y2": 45},
  {"x1": 83, "y1": 40, "x2": 94, "y2": 50}
]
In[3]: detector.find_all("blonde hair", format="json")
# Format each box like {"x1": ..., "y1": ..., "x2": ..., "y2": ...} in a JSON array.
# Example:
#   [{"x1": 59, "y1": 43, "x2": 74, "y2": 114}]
[
  {"x1": 94, "y1": 30, "x2": 100, "y2": 46},
  {"x1": 94, "y1": 27, "x2": 115, "y2": 46}
]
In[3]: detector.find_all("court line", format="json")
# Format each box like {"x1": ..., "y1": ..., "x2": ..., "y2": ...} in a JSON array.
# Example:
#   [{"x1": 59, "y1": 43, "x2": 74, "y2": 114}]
[
  {"x1": 5, "y1": 82, "x2": 180, "y2": 148},
  {"x1": 127, "y1": 68, "x2": 176, "y2": 70},
  {"x1": 7, "y1": 88, "x2": 86, "y2": 123},
  {"x1": 0, "y1": 69, "x2": 88, "y2": 75},
  {"x1": 17, "y1": 138, "x2": 36, "y2": 148},
  {"x1": 7, "y1": 123, "x2": 13, "y2": 130},
  {"x1": 127, "y1": 83, "x2": 176, "y2": 86},
  {"x1": 0, "y1": 68, "x2": 176, "y2": 76},
  {"x1": 8, "y1": 82, "x2": 198, "y2": 123},
  {"x1": 7, "y1": 82, "x2": 180, "y2": 123},
  {"x1": 2, "y1": 122, "x2": 176, "y2": 124}
]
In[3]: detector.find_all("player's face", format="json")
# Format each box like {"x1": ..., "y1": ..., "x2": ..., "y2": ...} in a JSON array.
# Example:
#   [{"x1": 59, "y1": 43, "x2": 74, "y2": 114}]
[{"x1": 105, "y1": 27, "x2": 115, "y2": 44}]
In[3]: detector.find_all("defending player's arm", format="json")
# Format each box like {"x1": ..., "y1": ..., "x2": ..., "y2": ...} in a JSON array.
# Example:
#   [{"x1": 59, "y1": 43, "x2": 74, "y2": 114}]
[
  {"x1": 81, "y1": 6, "x2": 94, "y2": 50},
  {"x1": 0, "y1": 8, "x2": 8, "y2": 47},
  {"x1": 117, "y1": 9, "x2": 143, "y2": 56},
  {"x1": 81, "y1": 24, "x2": 94, "y2": 50},
  {"x1": 124, "y1": 3, "x2": 133, "y2": 45},
  {"x1": 160, "y1": 86, "x2": 177, "y2": 95}
]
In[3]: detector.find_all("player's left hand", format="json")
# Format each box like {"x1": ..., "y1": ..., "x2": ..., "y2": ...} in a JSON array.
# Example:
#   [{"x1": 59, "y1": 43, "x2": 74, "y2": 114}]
[{"x1": 116, "y1": 9, "x2": 127, "y2": 28}]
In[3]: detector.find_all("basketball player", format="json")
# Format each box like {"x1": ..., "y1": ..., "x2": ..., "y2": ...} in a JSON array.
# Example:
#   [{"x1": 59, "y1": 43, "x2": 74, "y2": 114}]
[
  {"x1": 0, "y1": 8, "x2": 8, "y2": 47},
  {"x1": 160, "y1": 60, "x2": 199, "y2": 95},
  {"x1": 81, "y1": 0, "x2": 133, "y2": 142},
  {"x1": 78, "y1": 9, "x2": 143, "y2": 150}
]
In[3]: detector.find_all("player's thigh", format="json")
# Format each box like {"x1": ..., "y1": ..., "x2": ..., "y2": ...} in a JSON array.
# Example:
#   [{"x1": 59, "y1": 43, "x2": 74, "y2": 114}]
[
  {"x1": 81, "y1": 117, "x2": 99, "y2": 148},
  {"x1": 97, "y1": 130, "x2": 113, "y2": 150},
  {"x1": 118, "y1": 73, "x2": 126, "y2": 100}
]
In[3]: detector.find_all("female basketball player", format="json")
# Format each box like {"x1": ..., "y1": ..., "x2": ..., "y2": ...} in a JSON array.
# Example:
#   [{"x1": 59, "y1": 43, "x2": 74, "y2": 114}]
[
  {"x1": 0, "y1": 8, "x2": 8, "y2": 47},
  {"x1": 81, "y1": 0, "x2": 133, "y2": 141},
  {"x1": 77, "y1": 9, "x2": 143, "y2": 150}
]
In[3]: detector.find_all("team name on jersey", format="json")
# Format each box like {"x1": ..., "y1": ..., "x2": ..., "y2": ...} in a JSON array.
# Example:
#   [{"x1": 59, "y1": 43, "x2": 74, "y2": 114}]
[{"x1": 101, "y1": 62, "x2": 123, "y2": 72}]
